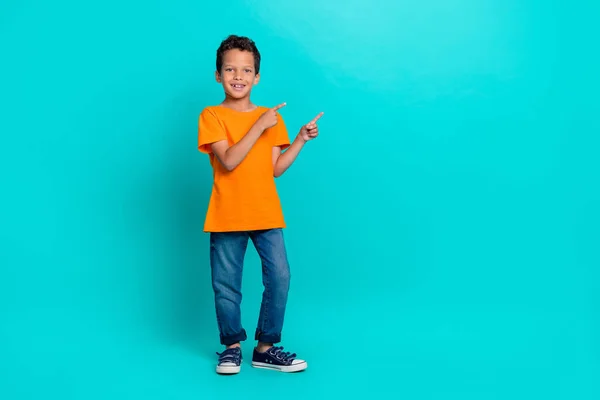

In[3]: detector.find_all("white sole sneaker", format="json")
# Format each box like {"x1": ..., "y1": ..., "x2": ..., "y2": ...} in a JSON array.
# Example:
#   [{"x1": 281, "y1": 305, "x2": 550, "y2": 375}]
[
  {"x1": 251, "y1": 360, "x2": 307, "y2": 373},
  {"x1": 216, "y1": 363, "x2": 241, "y2": 374}
]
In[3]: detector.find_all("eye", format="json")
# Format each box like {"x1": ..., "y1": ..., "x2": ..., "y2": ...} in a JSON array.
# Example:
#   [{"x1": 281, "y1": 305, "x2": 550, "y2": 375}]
[{"x1": 245, "y1": 69, "x2": 252, "y2": 73}]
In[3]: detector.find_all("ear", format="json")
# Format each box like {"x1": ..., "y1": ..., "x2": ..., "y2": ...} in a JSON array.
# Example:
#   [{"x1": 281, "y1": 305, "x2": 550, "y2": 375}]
[
  {"x1": 215, "y1": 70, "x2": 222, "y2": 83},
  {"x1": 254, "y1": 73, "x2": 260, "y2": 85}
]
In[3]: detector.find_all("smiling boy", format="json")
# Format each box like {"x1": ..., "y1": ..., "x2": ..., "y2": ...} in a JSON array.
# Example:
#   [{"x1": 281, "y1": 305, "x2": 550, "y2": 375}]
[{"x1": 197, "y1": 35, "x2": 323, "y2": 374}]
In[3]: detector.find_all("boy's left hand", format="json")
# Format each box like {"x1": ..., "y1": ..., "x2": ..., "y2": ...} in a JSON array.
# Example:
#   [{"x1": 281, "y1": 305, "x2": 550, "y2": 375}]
[{"x1": 299, "y1": 112, "x2": 324, "y2": 142}]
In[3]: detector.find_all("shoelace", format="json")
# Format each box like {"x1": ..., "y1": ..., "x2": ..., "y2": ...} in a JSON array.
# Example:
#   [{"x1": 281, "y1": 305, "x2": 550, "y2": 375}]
[
  {"x1": 269, "y1": 346, "x2": 297, "y2": 364},
  {"x1": 216, "y1": 348, "x2": 241, "y2": 364}
]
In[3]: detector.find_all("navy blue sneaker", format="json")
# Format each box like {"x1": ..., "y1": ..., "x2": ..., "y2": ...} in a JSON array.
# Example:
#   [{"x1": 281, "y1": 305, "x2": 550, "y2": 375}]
[
  {"x1": 216, "y1": 347, "x2": 242, "y2": 374},
  {"x1": 251, "y1": 346, "x2": 307, "y2": 372}
]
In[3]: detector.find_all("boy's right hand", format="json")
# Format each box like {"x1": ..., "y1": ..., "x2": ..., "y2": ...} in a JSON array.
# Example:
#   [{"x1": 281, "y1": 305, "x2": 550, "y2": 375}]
[{"x1": 256, "y1": 103, "x2": 286, "y2": 131}]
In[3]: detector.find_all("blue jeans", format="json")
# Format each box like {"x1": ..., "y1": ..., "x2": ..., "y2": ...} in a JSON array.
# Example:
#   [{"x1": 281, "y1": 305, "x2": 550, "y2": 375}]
[{"x1": 210, "y1": 228, "x2": 291, "y2": 346}]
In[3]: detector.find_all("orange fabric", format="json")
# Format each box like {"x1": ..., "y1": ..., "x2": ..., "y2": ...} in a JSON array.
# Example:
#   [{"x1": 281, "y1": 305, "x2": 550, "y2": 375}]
[{"x1": 198, "y1": 105, "x2": 291, "y2": 232}]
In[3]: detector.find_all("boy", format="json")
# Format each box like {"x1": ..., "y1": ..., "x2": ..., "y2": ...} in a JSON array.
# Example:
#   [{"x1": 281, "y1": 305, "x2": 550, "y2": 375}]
[{"x1": 197, "y1": 35, "x2": 323, "y2": 375}]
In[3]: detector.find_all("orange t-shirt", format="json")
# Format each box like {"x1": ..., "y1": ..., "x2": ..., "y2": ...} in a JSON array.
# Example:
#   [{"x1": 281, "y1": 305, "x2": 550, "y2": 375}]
[{"x1": 197, "y1": 105, "x2": 291, "y2": 232}]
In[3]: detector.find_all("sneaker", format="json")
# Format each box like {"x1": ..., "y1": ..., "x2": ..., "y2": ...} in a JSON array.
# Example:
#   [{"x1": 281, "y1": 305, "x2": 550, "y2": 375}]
[
  {"x1": 251, "y1": 346, "x2": 307, "y2": 373},
  {"x1": 216, "y1": 347, "x2": 242, "y2": 374}
]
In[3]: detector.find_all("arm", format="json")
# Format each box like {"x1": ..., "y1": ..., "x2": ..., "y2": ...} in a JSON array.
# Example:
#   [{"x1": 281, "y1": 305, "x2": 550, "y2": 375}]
[
  {"x1": 210, "y1": 103, "x2": 286, "y2": 172},
  {"x1": 211, "y1": 123, "x2": 265, "y2": 171},
  {"x1": 272, "y1": 111, "x2": 324, "y2": 178},
  {"x1": 273, "y1": 135, "x2": 306, "y2": 177}
]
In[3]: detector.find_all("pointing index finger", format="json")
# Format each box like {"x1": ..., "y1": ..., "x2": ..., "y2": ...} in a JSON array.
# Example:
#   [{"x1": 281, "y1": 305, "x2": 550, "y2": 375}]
[
  {"x1": 310, "y1": 112, "x2": 324, "y2": 124},
  {"x1": 272, "y1": 102, "x2": 287, "y2": 111}
]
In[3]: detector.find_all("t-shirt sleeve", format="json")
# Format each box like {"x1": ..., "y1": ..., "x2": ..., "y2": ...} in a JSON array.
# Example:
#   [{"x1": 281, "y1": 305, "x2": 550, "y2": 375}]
[
  {"x1": 198, "y1": 108, "x2": 227, "y2": 154},
  {"x1": 274, "y1": 113, "x2": 291, "y2": 150}
]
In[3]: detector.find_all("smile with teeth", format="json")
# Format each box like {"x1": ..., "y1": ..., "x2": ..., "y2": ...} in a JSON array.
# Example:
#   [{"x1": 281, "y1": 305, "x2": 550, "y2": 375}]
[{"x1": 231, "y1": 83, "x2": 246, "y2": 91}]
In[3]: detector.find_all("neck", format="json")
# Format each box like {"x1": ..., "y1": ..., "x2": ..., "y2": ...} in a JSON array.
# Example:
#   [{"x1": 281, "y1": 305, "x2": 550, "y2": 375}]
[{"x1": 221, "y1": 96, "x2": 255, "y2": 112}]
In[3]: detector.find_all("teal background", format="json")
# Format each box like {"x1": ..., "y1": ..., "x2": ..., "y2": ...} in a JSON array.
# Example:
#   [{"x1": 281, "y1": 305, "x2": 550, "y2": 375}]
[{"x1": 1, "y1": 0, "x2": 599, "y2": 398}]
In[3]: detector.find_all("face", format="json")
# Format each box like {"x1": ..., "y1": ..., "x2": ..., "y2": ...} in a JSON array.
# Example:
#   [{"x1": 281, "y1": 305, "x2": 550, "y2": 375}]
[{"x1": 216, "y1": 49, "x2": 259, "y2": 100}]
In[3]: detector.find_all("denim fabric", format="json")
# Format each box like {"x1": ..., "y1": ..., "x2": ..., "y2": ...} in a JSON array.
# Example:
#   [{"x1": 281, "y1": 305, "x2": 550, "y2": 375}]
[{"x1": 210, "y1": 228, "x2": 291, "y2": 346}]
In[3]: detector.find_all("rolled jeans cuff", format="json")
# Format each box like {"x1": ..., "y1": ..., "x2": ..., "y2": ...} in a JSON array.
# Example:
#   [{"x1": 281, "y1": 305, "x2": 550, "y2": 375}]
[{"x1": 221, "y1": 329, "x2": 247, "y2": 346}]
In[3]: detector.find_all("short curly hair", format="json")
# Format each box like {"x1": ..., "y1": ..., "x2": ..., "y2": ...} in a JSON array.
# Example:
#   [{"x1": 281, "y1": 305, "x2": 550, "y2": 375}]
[{"x1": 216, "y1": 35, "x2": 261, "y2": 74}]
